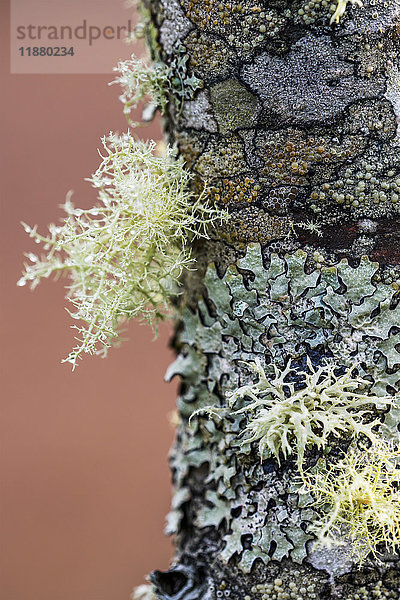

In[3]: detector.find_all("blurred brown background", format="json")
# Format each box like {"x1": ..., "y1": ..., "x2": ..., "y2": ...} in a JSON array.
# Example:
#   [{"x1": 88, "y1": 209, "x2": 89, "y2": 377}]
[{"x1": 1, "y1": 1, "x2": 176, "y2": 598}]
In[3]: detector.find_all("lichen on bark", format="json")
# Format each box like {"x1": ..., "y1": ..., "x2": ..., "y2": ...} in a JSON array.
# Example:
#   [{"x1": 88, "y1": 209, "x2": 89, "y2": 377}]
[{"x1": 137, "y1": 0, "x2": 400, "y2": 598}]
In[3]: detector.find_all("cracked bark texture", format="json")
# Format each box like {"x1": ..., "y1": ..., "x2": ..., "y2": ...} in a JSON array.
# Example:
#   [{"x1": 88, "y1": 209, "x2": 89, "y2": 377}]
[{"x1": 141, "y1": 1, "x2": 400, "y2": 599}]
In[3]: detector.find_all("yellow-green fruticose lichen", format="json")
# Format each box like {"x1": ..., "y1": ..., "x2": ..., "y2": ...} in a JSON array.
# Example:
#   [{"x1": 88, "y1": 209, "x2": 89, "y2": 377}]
[
  {"x1": 305, "y1": 440, "x2": 400, "y2": 562},
  {"x1": 19, "y1": 132, "x2": 224, "y2": 368},
  {"x1": 166, "y1": 245, "x2": 399, "y2": 570}
]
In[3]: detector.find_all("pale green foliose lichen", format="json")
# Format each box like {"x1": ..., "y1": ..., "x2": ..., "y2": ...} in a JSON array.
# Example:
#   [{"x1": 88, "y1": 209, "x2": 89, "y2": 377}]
[
  {"x1": 226, "y1": 358, "x2": 393, "y2": 472},
  {"x1": 167, "y1": 244, "x2": 400, "y2": 572}
]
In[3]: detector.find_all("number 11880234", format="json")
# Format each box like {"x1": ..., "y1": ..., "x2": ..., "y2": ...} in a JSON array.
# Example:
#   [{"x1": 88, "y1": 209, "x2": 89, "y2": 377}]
[{"x1": 19, "y1": 46, "x2": 74, "y2": 57}]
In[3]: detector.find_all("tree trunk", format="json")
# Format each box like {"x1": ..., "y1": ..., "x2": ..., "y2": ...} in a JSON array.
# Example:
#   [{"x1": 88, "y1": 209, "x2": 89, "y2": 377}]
[{"x1": 142, "y1": 1, "x2": 400, "y2": 598}]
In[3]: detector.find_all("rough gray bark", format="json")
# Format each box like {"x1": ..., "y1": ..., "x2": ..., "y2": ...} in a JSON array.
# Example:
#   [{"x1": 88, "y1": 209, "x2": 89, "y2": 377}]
[{"x1": 141, "y1": 1, "x2": 400, "y2": 599}]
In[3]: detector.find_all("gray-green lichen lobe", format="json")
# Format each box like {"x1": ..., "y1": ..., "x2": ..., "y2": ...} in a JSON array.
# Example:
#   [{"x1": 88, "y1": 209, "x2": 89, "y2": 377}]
[{"x1": 165, "y1": 246, "x2": 400, "y2": 597}]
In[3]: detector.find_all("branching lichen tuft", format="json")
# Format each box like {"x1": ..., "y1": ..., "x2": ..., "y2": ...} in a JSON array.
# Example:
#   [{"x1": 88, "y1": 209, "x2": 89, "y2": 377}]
[
  {"x1": 305, "y1": 441, "x2": 400, "y2": 562},
  {"x1": 330, "y1": 0, "x2": 363, "y2": 24},
  {"x1": 111, "y1": 56, "x2": 171, "y2": 122},
  {"x1": 112, "y1": 47, "x2": 202, "y2": 125},
  {"x1": 227, "y1": 358, "x2": 393, "y2": 471},
  {"x1": 18, "y1": 132, "x2": 223, "y2": 368}
]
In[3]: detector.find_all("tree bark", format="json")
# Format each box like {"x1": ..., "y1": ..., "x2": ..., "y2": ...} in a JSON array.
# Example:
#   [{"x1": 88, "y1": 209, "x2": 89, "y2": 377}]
[{"x1": 142, "y1": 1, "x2": 400, "y2": 598}]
